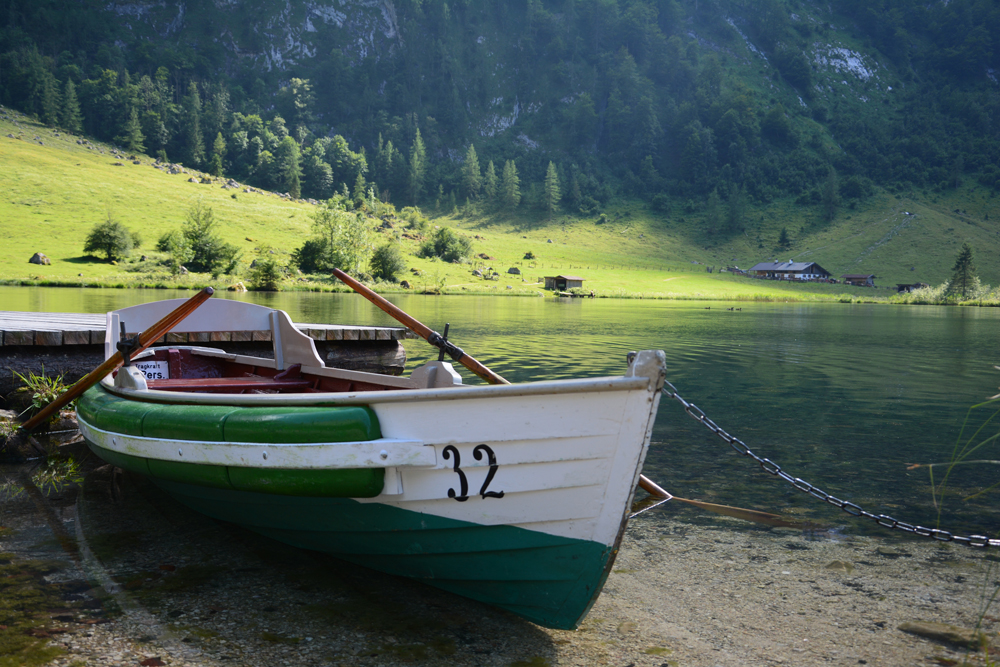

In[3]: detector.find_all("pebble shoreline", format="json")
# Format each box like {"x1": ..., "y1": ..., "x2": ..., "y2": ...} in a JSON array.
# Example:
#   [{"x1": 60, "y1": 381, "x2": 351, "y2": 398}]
[{"x1": 3, "y1": 463, "x2": 995, "y2": 667}]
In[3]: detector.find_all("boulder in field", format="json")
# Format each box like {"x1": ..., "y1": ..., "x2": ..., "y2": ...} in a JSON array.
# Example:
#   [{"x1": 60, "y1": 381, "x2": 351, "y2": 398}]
[{"x1": 28, "y1": 252, "x2": 50, "y2": 265}]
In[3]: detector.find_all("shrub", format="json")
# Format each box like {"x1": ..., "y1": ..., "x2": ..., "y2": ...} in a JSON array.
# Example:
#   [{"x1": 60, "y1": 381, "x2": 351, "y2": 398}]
[
  {"x1": 399, "y1": 206, "x2": 429, "y2": 232},
  {"x1": 84, "y1": 212, "x2": 135, "y2": 261},
  {"x1": 309, "y1": 199, "x2": 376, "y2": 275},
  {"x1": 292, "y1": 238, "x2": 329, "y2": 274},
  {"x1": 418, "y1": 228, "x2": 472, "y2": 263},
  {"x1": 247, "y1": 250, "x2": 283, "y2": 291},
  {"x1": 157, "y1": 230, "x2": 194, "y2": 275},
  {"x1": 181, "y1": 201, "x2": 240, "y2": 277},
  {"x1": 369, "y1": 243, "x2": 407, "y2": 282}
]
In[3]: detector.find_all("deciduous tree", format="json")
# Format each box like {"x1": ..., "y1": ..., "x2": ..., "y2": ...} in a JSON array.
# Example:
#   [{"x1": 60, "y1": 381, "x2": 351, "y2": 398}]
[{"x1": 84, "y1": 211, "x2": 134, "y2": 261}]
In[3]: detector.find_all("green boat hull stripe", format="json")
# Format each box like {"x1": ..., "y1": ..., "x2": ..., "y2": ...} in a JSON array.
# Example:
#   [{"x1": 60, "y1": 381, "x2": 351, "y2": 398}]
[
  {"x1": 88, "y1": 443, "x2": 385, "y2": 498},
  {"x1": 152, "y1": 478, "x2": 613, "y2": 630},
  {"x1": 77, "y1": 385, "x2": 382, "y2": 443}
]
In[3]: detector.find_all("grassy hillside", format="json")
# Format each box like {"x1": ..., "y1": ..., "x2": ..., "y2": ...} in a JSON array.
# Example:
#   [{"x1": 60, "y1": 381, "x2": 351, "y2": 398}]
[{"x1": 2, "y1": 108, "x2": 998, "y2": 302}]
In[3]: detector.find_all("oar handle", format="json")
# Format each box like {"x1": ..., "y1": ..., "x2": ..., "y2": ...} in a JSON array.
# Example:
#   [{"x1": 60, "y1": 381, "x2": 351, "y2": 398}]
[
  {"x1": 21, "y1": 287, "x2": 215, "y2": 431},
  {"x1": 638, "y1": 474, "x2": 673, "y2": 500},
  {"x1": 332, "y1": 269, "x2": 510, "y2": 385}
]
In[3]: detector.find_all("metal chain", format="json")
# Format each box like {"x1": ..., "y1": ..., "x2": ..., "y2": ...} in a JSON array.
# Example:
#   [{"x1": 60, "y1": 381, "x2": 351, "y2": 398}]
[{"x1": 661, "y1": 381, "x2": 1000, "y2": 548}]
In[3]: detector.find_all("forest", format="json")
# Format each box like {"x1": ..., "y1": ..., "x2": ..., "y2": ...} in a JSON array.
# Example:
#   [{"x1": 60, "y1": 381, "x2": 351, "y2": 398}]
[{"x1": 0, "y1": 0, "x2": 998, "y2": 228}]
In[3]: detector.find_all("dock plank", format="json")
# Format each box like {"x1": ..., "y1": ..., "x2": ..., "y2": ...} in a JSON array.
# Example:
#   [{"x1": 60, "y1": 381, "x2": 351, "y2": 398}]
[{"x1": 0, "y1": 311, "x2": 412, "y2": 346}]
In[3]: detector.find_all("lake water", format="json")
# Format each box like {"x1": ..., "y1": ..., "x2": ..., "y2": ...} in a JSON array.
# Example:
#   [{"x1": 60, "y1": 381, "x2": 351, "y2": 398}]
[{"x1": 3, "y1": 285, "x2": 1000, "y2": 540}]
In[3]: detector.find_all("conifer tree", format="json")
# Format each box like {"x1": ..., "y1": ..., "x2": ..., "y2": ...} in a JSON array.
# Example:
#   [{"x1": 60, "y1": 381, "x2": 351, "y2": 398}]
[
  {"x1": 408, "y1": 128, "x2": 426, "y2": 204},
  {"x1": 182, "y1": 81, "x2": 204, "y2": 167},
  {"x1": 544, "y1": 161, "x2": 561, "y2": 217},
  {"x1": 275, "y1": 136, "x2": 302, "y2": 199},
  {"x1": 501, "y1": 160, "x2": 521, "y2": 211},
  {"x1": 39, "y1": 72, "x2": 60, "y2": 127},
  {"x1": 353, "y1": 171, "x2": 367, "y2": 207},
  {"x1": 463, "y1": 144, "x2": 482, "y2": 200},
  {"x1": 209, "y1": 132, "x2": 226, "y2": 176},
  {"x1": 947, "y1": 243, "x2": 978, "y2": 299},
  {"x1": 484, "y1": 160, "x2": 498, "y2": 205},
  {"x1": 569, "y1": 173, "x2": 582, "y2": 211},
  {"x1": 59, "y1": 80, "x2": 82, "y2": 133},
  {"x1": 116, "y1": 107, "x2": 146, "y2": 153}
]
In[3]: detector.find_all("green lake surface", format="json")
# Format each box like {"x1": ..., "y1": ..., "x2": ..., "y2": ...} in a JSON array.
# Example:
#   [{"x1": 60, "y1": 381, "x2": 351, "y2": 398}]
[{"x1": 3, "y1": 285, "x2": 1000, "y2": 540}]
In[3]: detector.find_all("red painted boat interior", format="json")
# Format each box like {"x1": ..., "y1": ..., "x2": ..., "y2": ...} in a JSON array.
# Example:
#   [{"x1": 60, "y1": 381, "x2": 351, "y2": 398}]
[{"x1": 116, "y1": 348, "x2": 404, "y2": 394}]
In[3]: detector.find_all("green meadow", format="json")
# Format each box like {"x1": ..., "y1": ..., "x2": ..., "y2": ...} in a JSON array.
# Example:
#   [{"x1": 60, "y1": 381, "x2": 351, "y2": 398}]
[{"x1": 2, "y1": 109, "x2": 998, "y2": 304}]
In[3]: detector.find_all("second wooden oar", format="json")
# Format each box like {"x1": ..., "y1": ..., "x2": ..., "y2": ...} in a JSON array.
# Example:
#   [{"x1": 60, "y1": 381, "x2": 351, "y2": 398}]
[
  {"x1": 20, "y1": 287, "x2": 215, "y2": 432},
  {"x1": 333, "y1": 269, "x2": 703, "y2": 517},
  {"x1": 638, "y1": 474, "x2": 800, "y2": 527},
  {"x1": 332, "y1": 268, "x2": 509, "y2": 385}
]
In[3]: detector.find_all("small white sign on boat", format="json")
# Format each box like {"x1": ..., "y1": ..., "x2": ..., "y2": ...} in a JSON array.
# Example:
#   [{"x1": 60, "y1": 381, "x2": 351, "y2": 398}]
[{"x1": 133, "y1": 360, "x2": 169, "y2": 380}]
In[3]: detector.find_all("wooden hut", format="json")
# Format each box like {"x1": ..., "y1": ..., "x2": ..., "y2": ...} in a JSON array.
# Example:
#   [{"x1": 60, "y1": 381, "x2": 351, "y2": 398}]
[
  {"x1": 544, "y1": 275, "x2": 585, "y2": 291},
  {"x1": 842, "y1": 274, "x2": 876, "y2": 287}
]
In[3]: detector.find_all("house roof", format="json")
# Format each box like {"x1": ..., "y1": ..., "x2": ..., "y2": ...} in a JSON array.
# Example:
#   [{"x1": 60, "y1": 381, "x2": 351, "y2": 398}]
[
  {"x1": 841, "y1": 274, "x2": 875, "y2": 279},
  {"x1": 544, "y1": 275, "x2": 586, "y2": 281},
  {"x1": 749, "y1": 262, "x2": 829, "y2": 273}
]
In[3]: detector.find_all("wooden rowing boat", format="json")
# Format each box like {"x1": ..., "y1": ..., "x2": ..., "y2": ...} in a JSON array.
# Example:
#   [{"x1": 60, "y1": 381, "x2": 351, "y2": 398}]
[{"x1": 76, "y1": 297, "x2": 666, "y2": 629}]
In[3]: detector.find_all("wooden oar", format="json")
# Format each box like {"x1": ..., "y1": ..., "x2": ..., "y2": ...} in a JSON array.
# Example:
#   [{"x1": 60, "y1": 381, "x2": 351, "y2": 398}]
[
  {"x1": 20, "y1": 287, "x2": 215, "y2": 432},
  {"x1": 332, "y1": 270, "x2": 787, "y2": 526},
  {"x1": 638, "y1": 474, "x2": 800, "y2": 528},
  {"x1": 332, "y1": 268, "x2": 507, "y2": 385}
]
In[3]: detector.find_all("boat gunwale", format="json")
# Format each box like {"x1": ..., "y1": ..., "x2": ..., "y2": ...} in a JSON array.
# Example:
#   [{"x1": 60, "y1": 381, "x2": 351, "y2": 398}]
[
  {"x1": 77, "y1": 418, "x2": 435, "y2": 469},
  {"x1": 100, "y1": 373, "x2": 654, "y2": 407}
]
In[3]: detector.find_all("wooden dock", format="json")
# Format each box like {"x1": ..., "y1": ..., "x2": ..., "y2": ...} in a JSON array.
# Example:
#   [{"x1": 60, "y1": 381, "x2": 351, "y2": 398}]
[
  {"x1": 0, "y1": 312, "x2": 415, "y2": 397},
  {"x1": 0, "y1": 312, "x2": 412, "y2": 346}
]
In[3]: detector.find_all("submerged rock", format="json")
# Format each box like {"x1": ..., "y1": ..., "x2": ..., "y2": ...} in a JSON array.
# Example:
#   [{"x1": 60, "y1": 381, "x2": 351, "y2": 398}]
[{"x1": 898, "y1": 621, "x2": 984, "y2": 649}]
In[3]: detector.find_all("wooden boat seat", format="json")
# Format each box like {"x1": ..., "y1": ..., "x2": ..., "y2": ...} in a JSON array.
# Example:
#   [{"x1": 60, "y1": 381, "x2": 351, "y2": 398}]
[
  {"x1": 148, "y1": 377, "x2": 313, "y2": 392},
  {"x1": 147, "y1": 364, "x2": 312, "y2": 393}
]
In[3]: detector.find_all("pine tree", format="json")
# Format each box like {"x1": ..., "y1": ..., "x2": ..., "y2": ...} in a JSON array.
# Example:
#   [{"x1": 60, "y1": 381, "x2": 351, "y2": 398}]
[
  {"x1": 569, "y1": 173, "x2": 582, "y2": 211},
  {"x1": 408, "y1": 128, "x2": 426, "y2": 204},
  {"x1": 501, "y1": 160, "x2": 521, "y2": 211},
  {"x1": 484, "y1": 161, "x2": 498, "y2": 205},
  {"x1": 778, "y1": 227, "x2": 790, "y2": 248},
  {"x1": 59, "y1": 80, "x2": 82, "y2": 133},
  {"x1": 463, "y1": 144, "x2": 482, "y2": 200},
  {"x1": 182, "y1": 81, "x2": 205, "y2": 167},
  {"x1": 353, "y1": 171, "x2": 367, "y2": 207},
  {"x1": 947, "y1": 243, "x2": 978, "y2": 299},
  {"x1": 544, "y1": 161, "x2": 561, "y2": 217},
  {"x1": 116, "y1": 107, "x2": 146, "y2": 153},
  {"x1": 39, "y1": 72, "x2": 60, "y2": 127},
  {"x1": 209, "y1": 132, "x2": 226, "y2": 176},
  {"x1": 275, "y1": 136, "x2": 302, "y2": 199}
]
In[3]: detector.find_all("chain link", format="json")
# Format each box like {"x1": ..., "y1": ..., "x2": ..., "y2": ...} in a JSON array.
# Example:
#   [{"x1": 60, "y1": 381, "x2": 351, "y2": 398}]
[{"x1": 660, "y1": 381, "x2": 1000, "y2": 548}]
